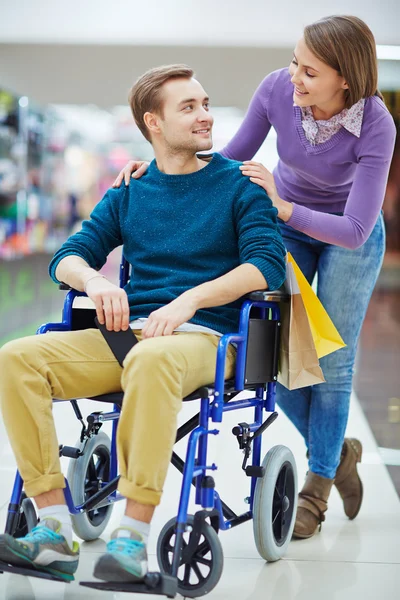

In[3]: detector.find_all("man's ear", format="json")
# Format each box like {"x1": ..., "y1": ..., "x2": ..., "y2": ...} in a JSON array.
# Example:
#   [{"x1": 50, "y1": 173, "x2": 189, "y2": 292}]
[{"x1": 143, "y1": 112, "x2": 161, "y2": 136}]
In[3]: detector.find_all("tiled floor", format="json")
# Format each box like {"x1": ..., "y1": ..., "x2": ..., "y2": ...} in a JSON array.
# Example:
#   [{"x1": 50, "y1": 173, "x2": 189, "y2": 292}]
[{"x1": 0, "y1": 390, "x2": 399, "y2": 599}]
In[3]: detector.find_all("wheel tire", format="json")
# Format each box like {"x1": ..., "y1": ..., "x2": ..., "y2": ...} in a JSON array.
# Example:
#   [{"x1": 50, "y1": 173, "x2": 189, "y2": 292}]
[
  {"x1": 157, "y1": 515, "x2": 223, "y2": 598},
  {"x1": 12, "y1": 494, "x2": 38, "y2": 538},
  {"x1": 67, "y1": 431, "x2": 113, "y2": 541},
  {"x1": 253, "y1": 444, "x2": 297, "y2": 562}
]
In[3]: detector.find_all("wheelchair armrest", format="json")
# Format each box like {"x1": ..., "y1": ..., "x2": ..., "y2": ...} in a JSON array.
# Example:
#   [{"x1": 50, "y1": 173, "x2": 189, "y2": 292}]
[{"x1": 246, "y1": 288, "x2": 290, "y2": 303}]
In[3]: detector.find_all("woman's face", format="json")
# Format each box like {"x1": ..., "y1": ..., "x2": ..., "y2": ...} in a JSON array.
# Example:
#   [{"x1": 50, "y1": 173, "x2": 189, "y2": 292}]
[{"x1": 288, "y1": 37, "x2": 349, "y2": 112}]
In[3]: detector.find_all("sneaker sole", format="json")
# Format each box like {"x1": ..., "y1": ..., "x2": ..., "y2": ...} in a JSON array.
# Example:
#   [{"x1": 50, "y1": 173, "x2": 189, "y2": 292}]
[
  {"x1": 93, "y1": 554, "x2": 146, "y2": 583},
  {"x1": 0, "y1": 537, "x2": 75, "y2": 582}
]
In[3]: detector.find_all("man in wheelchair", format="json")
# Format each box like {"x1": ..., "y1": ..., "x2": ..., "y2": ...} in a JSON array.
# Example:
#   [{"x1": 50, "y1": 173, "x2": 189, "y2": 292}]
[{"x1": 0, "y1": 64, "x2": 286, "y2": 584}]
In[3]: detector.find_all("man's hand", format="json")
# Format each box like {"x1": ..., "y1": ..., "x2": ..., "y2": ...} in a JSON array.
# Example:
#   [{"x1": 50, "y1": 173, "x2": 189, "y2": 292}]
[
  {"x1": 141, "y1": 295, "x2": 198, "y2": 339},
  {"x1": 85, "y1": 277, "x2": 130, "y2": 332}
]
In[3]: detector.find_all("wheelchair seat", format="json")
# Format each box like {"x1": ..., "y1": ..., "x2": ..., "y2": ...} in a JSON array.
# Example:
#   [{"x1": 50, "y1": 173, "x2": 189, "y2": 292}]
[{"x1": 86, "y1": 379, "x2": 237, "y2": 407}]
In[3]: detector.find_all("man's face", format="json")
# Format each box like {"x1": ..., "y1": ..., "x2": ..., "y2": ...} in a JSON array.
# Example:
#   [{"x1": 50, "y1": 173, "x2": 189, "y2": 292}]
[{"x1": 154, "y1": 77, "x2": 214, "y2": 152}]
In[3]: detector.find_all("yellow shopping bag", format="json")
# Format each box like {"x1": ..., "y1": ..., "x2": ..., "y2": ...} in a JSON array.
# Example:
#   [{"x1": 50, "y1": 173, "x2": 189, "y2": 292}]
[{"x1": 287, "y1": 253, "x2": 346, "y2": 359}]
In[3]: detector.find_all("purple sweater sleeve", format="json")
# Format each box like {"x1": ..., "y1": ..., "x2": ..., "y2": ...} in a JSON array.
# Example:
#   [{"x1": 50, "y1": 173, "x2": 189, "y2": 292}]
[
  {"x1": 287, "y1": 114, "x2": 396, "y2": 249},
  {"x1": 220, "y1": 76, "x2": 273, "y2": 161}
]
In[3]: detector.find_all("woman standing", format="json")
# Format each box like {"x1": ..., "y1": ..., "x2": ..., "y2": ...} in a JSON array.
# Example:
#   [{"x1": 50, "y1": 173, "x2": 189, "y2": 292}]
[{"x1": 113, "y1": 15, "x2": 396, "y2": 539}]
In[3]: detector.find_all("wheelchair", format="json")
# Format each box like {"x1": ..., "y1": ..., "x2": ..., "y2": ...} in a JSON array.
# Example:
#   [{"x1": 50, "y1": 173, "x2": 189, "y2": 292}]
[{"x1": 1, "y1": 255, "x2": 297, "y2": 598}]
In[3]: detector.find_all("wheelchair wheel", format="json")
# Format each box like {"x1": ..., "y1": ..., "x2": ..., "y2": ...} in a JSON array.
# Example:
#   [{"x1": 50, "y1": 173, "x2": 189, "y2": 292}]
[
  {"x1": 157, "y1": 515, "x2": 223, "y2": 598},
  {"x1": 12, "y1": 494, "x2": 38, "y2": 538},
  {"x1": 67, "y1": 431, "x2": 113, "y2": 541},
  {"x1": 253, "y1": 444, "x2": 297, "y2": 562}
]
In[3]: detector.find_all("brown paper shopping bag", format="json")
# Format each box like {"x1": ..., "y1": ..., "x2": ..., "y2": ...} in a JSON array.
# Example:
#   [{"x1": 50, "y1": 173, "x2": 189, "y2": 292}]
[{"x1": 278, "y1": 261, "x2": 325, "y2": 390}]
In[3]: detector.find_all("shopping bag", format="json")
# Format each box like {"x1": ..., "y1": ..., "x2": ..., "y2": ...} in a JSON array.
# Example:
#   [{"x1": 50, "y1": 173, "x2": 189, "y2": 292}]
[
  {"x1": 287, "y1": 253, "x2": 346, "y2": 359},
  {"x1": 278, "y1": 261, "x2": 325, "y2": 390}
]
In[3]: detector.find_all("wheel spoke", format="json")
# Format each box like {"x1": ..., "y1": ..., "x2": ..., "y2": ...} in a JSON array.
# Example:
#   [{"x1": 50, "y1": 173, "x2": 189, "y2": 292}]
[
  {"x1": 87, "y1": 457, "x2": 97, "y2": 482},
  {"x1": 273, "y1": 502, "x2": 285, "y2": 541},
  {"x1": 272, "y1": 509, "x2": 281, "y2": 525},
  {"x1": 191, "y1": 561, "x2": 205, "y2": 583},
  {"x1": 196, "y1": 540, "x2": 210, "y2": 558},
  {"x1": 194, "y1": 555, "x2": 212, "y2": 568},
  {"x1": 96, "y1": 454, "x2": 109, "y2": 481},
  {"x1": 274, "y1": 483, "x2": 282, "y2": 499},
  {"x1": 179, "y1": 539, "x2": 188, "y2": 566},
  {"x1": 183, "y1": 563, "x2": 191, "y2": 586}
]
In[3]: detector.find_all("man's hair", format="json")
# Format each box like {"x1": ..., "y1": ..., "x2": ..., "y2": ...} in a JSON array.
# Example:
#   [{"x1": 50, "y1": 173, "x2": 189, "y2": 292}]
[{"x1": 129, "y1": 64, "x2": 194, "y2": 142}]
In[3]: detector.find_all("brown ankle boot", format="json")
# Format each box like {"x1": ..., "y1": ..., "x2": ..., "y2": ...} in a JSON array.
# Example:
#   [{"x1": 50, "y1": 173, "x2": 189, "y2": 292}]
[
  {"x1": 293, "y1": 472, "x2": 334, "y2": 539},
  {"x1": 334, "y1": 438, "x2": 363, "y2": 520}
]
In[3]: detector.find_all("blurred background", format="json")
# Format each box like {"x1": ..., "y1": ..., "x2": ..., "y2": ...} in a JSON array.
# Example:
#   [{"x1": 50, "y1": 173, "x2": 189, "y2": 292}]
[{"x1": 0, "y1": 0, "x2": 399, "y2": 489}]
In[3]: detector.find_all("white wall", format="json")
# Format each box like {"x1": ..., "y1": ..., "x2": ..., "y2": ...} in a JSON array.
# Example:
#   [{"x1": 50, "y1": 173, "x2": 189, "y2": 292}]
[
  {"x1": 0, "y1": 44, "x2": 293, "y2": 109},
  {"x1": 1, "y1": 0, "x2": 399, "y2": 46},
  {"x1": 0, "y1": 1, "x2": 399, "y2": 108}
]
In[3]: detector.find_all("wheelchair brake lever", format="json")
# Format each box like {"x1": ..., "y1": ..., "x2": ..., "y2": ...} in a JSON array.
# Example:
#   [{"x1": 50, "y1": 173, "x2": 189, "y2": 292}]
[
  {"x1": 252, "y1": 412, "x2": 279, "y2": 439},
  {"x1": 234, "y1": 413, "x2": 279, "y2": 476}
]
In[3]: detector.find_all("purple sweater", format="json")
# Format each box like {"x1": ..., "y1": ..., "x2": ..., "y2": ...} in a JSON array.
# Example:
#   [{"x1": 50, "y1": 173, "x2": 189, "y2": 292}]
[{"x1": 221, "y1": 68, "x2": 396, "y2": 249}]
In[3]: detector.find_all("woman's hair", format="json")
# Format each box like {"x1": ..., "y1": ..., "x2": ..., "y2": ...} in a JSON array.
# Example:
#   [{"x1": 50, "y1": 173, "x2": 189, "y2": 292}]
[
  {"x1": 304, "y1": 15, "x2": 383, "y2": 108},
  {"x1": 129, "y1": 64, "x2": 194, "y2": 142}
]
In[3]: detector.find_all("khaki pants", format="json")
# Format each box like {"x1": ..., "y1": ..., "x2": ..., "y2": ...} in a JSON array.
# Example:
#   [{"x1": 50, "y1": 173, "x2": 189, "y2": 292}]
[{"x1": 0, "y1": 329, "x2": 236, "y2": 505}]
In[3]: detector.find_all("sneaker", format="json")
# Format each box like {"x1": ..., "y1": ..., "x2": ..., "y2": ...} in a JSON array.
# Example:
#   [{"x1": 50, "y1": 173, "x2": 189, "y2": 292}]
[
  {"x1": 93, "y1": 528, "x2": 148, "y2": 583},
  {"x1": 0, "y1": 518, "x2": 79, "y2": 582}
]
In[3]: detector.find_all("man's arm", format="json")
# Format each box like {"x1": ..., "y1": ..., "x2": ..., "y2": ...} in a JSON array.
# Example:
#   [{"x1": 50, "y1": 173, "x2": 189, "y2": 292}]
[
  {"x1": 141, "y1": 263, "x2": 266, "y2": 338},
  {"x1": 55, "y1": 255, "x2": 103, "y2": 292},
  {"x1": 55, "y1": 255, "x2": 130, "y2": 332},
  {"x1": 49, "y1": 187, "x2": 125, "y2": 284},
  {"x1": 50, "y1": 187, "x2": 130, "y2": 331},
  {"x1": 185, "y1": 262, "x2": 267, "y2": 307}
]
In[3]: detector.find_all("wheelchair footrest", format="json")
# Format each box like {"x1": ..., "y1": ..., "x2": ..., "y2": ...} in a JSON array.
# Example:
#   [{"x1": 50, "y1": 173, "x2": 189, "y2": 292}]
[
  {"x1": 80, "y1": 572, "x2": 177, "y2": 597},
  {"x1": 0, "y1": 560, "x2": 69, "y2": 583}
]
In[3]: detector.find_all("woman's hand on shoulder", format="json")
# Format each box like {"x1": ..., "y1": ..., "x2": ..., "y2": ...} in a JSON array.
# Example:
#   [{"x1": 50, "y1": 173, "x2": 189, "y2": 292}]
[
  {"x1": 239, "y1": 161, "x2": 279, "y2": 201},
  {"x1": 112, "y1": 160, "x2": 150, "y2": 187},
  {"x1": 239, "y1": 160, "x2": 293, "y2": 222}
]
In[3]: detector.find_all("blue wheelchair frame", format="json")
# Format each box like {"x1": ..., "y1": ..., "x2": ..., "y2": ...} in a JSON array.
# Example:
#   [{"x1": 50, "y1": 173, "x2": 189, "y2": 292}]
[{"x1": 5, "y1": 255, "x2": 286, "y2": 581}]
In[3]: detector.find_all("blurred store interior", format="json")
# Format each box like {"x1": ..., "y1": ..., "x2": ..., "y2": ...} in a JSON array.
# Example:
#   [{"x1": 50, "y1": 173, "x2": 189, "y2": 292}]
[{"x1": 0, "y1": 2, "x2": 399, "y2": 597}]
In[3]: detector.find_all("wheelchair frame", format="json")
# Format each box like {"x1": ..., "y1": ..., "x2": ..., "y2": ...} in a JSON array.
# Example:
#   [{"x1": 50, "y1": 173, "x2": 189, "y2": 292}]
[{"x1": 4, "y1": 255, "x2": 292, "y2": 595}]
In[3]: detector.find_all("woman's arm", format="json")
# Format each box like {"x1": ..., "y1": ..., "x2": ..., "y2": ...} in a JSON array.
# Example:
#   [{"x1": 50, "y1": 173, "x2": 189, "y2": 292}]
[
  {"x1": 285, "y1": 115, "x2": 396, "y2": 249},
  {"x1": 220, "y1": 75, "x2": 274, "y2": 161}
]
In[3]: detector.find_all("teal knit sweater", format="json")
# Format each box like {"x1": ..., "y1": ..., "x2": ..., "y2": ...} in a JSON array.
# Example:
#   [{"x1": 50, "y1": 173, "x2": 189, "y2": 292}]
[{"x1": 49, "y1": 153, "x2": 286, "y2": 334}]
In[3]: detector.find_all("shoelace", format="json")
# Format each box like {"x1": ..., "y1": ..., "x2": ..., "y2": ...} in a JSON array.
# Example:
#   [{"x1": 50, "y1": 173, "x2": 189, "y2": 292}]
[
  {"x1": 107, "y1": 538, "x2": 145, "y2": 556},
  {"x1": 23, "y1": 525, "x2": 61, "y2": 544}
]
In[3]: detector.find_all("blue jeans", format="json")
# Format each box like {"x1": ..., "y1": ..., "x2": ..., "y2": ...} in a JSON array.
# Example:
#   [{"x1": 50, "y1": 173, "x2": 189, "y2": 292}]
[{"x1": 277, "y1": 213, "x2": 385, "y2": 479}]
